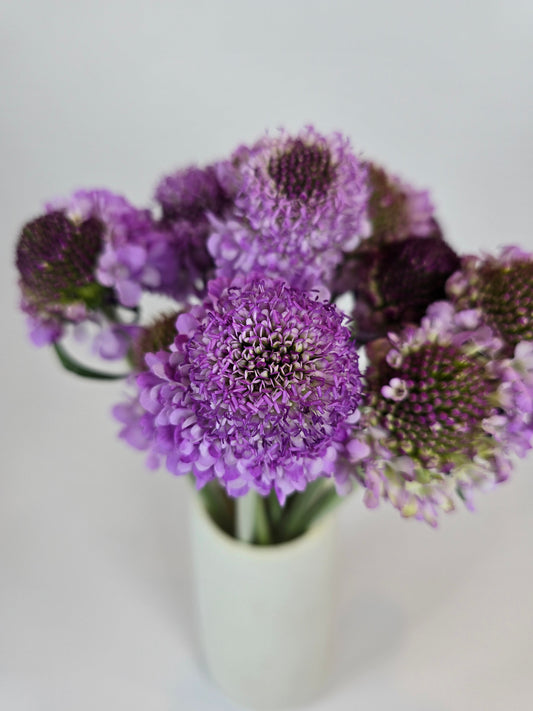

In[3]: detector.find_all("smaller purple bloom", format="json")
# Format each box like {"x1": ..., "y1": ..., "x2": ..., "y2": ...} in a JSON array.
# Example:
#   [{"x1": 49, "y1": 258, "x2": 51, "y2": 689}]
[
  {"x1": 153, "y1": 164, "x2": 233, "y2": 298},
  {"x1": 97, "y1": 243, "x2": 160, "y2": 308},
  {"x1": 155, "y1": 165, "x2": 231, "y2": 223},
  {"x1": 208, "y1": 127, "x2": 370, "y2": 291},
  {"x1": 336, "y1": 231, "x2": 460, "y2": 343},
  {"x1": 365, "y1": 162, "x2": 435, "y2": 242},
  {"x1": 15, "y1": 211, "x2": 108, "y2": 345},
  {"x1": 447, "y1": 246, "x2": 533, "y2": 356},
  {"x1": 340, "y1": 304, "x2": 532, "y2": 526}
]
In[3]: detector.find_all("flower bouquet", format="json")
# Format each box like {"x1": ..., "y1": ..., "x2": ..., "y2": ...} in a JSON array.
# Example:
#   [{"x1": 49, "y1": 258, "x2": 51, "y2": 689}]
[{"x1": 14, "y1": 126, "x2": 533, "y2": 708}]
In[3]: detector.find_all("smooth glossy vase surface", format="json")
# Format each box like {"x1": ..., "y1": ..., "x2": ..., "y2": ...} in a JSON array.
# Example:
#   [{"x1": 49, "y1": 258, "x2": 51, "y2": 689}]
[{"x1": 190, "y1": 493, "x2": 338, "y2": 710}]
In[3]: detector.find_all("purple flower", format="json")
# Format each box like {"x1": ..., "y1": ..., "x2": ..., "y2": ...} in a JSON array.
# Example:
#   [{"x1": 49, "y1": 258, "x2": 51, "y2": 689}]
[
  {"x1": 153, "y1": 165, "x2": 233, "y2": 298},
  {"x1": 338, "y1": 232, "x2": 460, "y2": 343},
  {"x1": 208, "y1": 127, "x2": 369, "y2": 291},
  {"x1": 339, "y1": 303, "x2": 533, "y2": 526},
  {"x1": 447, "y1": 246, "x2": 533, "y2": 356},
  {"x1": 47, "y1": 188, "x2": 168, "y2": 308},
  {"x1": 365, "y1": 162, "x2": 435, "y2": 242},
  {"x1": 155, "y1": 165, "x2": 231, "y2": 223},
  {"x1": 92, "y1": 323, "x2": 142, "y2": 361},
  {"x1": 15, "y1": 211, "x2": 107, "y2": 344},
  {"x1": 116, "y1": 276, "x2": 362, "y2": 501},
  {"x1": 113, "y1": 382, "x2": 160, "y2": 467}
]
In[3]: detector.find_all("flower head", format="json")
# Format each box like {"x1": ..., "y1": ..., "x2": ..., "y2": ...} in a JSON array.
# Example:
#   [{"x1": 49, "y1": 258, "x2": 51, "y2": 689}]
[
  {"x1": 341, "y1": 303, "x2": 532, "y2": 525},
  {"x1": 15, "y1": 211, "x2": 109, "y2": 344},
  {"x1": 152, "y1": 165, "x2": 233, "y2": 298},
  {"x1": 208, "y1": 127, "x2": 369, "y2": 291},
  {"x1": 447, "y1": 246, "x2": 533, "y2": 356},
  {"x1": 117, "y1": 276, "x2": 362, "y2": 500},
  {"x1": 336, "y1": 232, "x2": 460, "y2": 342},
  {"x1": 365, "y1": 162, "x2": 435, "y2": 242},
  {"x1": 47, "y1": 188, "x2": 169, "y2": 308},
  {"x1": 155, "y1": 164, "x2": 231, "y2": 223}
]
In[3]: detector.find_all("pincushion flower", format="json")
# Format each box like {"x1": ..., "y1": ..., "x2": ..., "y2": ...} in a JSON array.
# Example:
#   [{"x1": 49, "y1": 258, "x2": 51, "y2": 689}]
[
  {"x1": 116, "y1": 276, "x2": 362, "y2": 501},
  {"x1": 208, "y1": 126, "x2": 369, "y2": 291},
  {"x1": 337, "y1": 232, "x2": 460, "y2": 343},
  {"x1": 447, "y1": 246, "x2": 533, "y2": 356},
  {"x1": 153, "y1": 165, "x2": 233, "y2": 297},
  {"x1": 340, "y1": 302, "x2": 533, "y2": 526},
  {"x1": 15, "y1": 211, "x2": 109, "y2": 345},
  {"x1": 364, "y1": 162, "x2": 435, "y2": 242},
  {"x1": 46, "y1": 188, "x2": 168, "y2": 307}
]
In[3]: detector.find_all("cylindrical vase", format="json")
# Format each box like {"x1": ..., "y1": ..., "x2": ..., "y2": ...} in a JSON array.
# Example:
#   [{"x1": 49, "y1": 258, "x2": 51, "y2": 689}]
[{"x1": 190, "y1": 493, "x2": 337, "y2": 709}]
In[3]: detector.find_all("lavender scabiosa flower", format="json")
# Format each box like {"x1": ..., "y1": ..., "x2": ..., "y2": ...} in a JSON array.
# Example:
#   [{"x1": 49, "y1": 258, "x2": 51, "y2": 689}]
[
  {"x1": 155, "y1": 165, "x2": 231, "y2": 223},
  {"x1": 447, "y1": 246, "x2": 533, "y2": 356},
  {"x1": 117, "y1": 276, "x2": 362, "y2": 501},
  {"x1": 208, "y1": 127, "x2": 369, "y2": 291},
  {"x1": 15, "y1": 211, "x2": 108, "y2": 345},
  {"x1": 340, "y1": 302, "x2": 532, "y2": 526},
  {"x1": 153, "y1": 165, "x2": 233, "y2": 298}
]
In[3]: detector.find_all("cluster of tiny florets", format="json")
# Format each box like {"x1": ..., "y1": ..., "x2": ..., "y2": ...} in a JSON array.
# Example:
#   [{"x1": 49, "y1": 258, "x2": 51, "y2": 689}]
[
  {"x1": 15, "y1": 211, "x2": 109, "y2": 344},
  {"x1": 16, "y1": 212, "x2": 104, "y2": 308},
  {"x1": 447, "y1": 247, "x2": 533, "y2": 355},
  {"x1": 339, "y1": 303, "x2": 533, "y2": 525},
  {"x1": 365, "y1": 162, "x2": 435, "y2": 242},
  {"x1": 267, "y1": 138, "x2": 335, "y2": 201},
  {"x1": 119, "y1": 276, "x2": 362, "y2": 501},
  {"x1": 366, "y1": 340, "x2": 495, "y2": 470},
  {"x1": 208, "y1": 127, "x2": 369, "y2": 291}
]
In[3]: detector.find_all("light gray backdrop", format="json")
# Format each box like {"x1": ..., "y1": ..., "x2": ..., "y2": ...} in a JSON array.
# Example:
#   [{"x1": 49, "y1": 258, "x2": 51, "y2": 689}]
[{"x1": 1, "y1": 1, "x2": 532, "y2": 709}]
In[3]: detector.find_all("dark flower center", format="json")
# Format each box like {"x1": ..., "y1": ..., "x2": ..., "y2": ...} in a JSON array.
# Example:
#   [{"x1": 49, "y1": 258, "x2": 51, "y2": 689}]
[
  {"x1": 369, "y1": 342, "x2": 495, "y2": 470},
  {"x1": 228, "y1": 322, "x2": 308, "y2": 393},
  {"x1": 16, "y1": 211, "x2": 104, "y2": 308},
  {"x1": 267, "y1": 139, "x2": 335, "y2": 201},
  {"x1": 345, "y1": 234, "x2": 459, "y2": 344},
  {"x1": 477, "y1": 262, "x2": 533, "y2": 353},
  {"x1": 378, "y1": 236, "x2": 460, "y2": 310}
]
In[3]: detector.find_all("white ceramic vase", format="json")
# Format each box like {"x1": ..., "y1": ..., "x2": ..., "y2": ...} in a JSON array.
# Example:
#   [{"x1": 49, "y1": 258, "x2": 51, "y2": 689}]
[{"x1": 190, "y1": 492, "x2": 338, "y2": 710}]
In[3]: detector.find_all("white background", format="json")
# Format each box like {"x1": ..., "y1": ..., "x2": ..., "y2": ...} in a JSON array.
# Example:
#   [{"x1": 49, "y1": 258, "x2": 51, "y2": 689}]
[{"x1": 1, "y1": 1, "x2": 533, "y2": 709}]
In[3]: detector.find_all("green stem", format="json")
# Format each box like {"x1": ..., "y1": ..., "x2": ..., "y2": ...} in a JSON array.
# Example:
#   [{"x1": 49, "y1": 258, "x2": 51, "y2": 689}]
[
  {"x1": 265, "y1": 490, "x2": 284, "y2": 542},
  {"x1": 195, "y1": 479, "x2": 235, "y2": 536},
  {"x1": 53, "y1": 342, "x2": 129, "y2": 380},
  {"x1": 253, "y1": 493, "x2": 272, "y2": 545},
  {"x1": 279, "y1": 483, "x2": 343, "y2": 541},
  {"x1": 279, "y1": 479, "x2": 328, "y2": 539}
]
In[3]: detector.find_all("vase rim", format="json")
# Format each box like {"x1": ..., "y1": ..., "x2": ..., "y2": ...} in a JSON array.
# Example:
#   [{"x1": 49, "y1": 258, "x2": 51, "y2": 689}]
[{"x1": 191, "y1": 488, "x2": 336, "y2": 557}]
